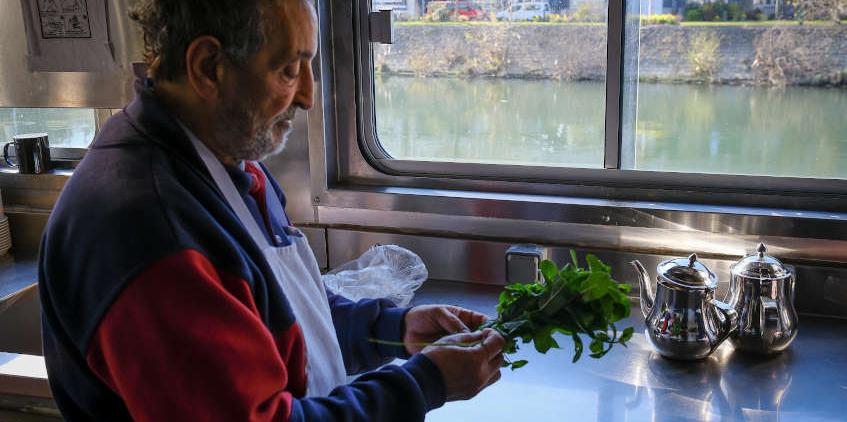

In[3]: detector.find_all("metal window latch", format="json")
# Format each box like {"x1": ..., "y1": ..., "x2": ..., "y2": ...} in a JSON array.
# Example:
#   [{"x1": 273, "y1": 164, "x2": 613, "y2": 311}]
[
  {"x1": 505, "y1": 244, "x2": 547, "y2": 284},
  {"x1": 369, "y1": 10, "x2": 394, "y2": 44}
]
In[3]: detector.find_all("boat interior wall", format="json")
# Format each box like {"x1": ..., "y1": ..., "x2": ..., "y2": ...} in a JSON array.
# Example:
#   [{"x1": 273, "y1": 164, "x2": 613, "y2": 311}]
[
  {"x1": 0, "y1": 286, "x2": 40, "y2": 356},
  {"x1": 326, "y1": 229, "x2": 847, "y2": 319},
  {"x1": 0, "y1": 0, "x2": 843, "y2": 324},
  {"x1": 0, "y1": 0, "x2": 141, "y2": 108}
]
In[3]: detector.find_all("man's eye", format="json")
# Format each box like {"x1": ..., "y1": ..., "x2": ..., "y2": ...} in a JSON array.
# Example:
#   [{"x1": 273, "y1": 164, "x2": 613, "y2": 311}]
[{"x1": 283, "y1": 63, "x2": 300, "y2": 79}]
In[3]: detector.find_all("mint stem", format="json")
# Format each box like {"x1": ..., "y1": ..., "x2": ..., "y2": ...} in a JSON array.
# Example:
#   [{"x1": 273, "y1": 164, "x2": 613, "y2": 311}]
[{"x1": 367, "y1": 337, "x2": 483, "y2": 348}]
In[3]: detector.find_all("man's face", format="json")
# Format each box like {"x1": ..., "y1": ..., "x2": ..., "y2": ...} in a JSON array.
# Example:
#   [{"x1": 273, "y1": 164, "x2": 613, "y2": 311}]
[{"x1": 212, "y1": 0, "x2": 317, "y2": 163}]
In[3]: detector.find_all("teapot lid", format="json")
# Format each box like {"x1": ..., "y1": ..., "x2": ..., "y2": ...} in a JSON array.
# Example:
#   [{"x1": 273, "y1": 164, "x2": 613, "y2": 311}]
[
  {"x1": 658, "y1": 253, "x2": 716, "y2": 289},
  {"x1": 732, "y1": 243, "x2": 790, "y2": 279}
]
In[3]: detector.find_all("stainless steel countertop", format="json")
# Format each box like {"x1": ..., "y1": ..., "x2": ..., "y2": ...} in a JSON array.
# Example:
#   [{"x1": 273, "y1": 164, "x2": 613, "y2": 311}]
[
  {"x1": 411, "y1": 280, "x2": 847, "y2": 422},
  {"x1": 0, "y1": 276, "x2": 844, "y2": 421},
  {"x1": 0, "y1": 253, "x2": 37, "y2": 312}
]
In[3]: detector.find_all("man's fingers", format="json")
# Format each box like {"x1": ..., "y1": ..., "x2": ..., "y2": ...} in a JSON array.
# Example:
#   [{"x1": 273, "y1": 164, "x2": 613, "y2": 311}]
[
  {"x1": 480, "y1": 329, "x2": 506, "y2": 358},
  {"x1": 437, "y1": 307, "x2": 470, "y2": 334},
  {"x1": 438, "y1": 330, "x2": 484, "y2": 346},
  {"x1": 465, "y1": 310, "x2": 488, "y2": 330},
  {"x1": 483, "y1": 369, "x2": 502, "y2": 390},
  {"x1": 450, "y1": 306, "x2": 488, "y2": 330},
  {"x1": 490, "y1": 352, "x2": 504, "y2": 366}
]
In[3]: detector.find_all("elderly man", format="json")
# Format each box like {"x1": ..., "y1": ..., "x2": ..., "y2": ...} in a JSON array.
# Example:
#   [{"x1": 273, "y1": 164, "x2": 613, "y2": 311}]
[{"x1": 38, "y1": 0, "x2": 504, "y2": 420}]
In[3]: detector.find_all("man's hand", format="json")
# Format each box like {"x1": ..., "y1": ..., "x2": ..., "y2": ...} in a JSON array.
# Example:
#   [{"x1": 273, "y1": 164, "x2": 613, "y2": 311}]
[
  {"x1": 421, "y1": 329, "x2": 505, "y2": 401},
  {"x1": 403, "y1": 305, "x2": 489, "y2": 355}
]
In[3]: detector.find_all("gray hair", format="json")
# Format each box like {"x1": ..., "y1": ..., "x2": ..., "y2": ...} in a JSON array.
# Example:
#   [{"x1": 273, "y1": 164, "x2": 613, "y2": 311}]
[{"x1": 129, "y1": 0, "x2": 274, "y2": 80}]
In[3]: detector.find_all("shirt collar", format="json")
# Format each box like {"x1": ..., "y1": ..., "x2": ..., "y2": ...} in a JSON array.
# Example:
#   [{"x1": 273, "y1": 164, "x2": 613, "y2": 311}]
[{"x1": 175, "y1": 119, "x2": 253, "y2": 197}]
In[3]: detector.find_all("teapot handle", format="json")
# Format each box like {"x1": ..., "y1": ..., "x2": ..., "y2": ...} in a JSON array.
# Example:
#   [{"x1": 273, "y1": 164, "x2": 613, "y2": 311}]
[
  {"x1": 724, "y1": 264, "x2": 740, "y2": 308},
  {"x1": 786, "y1": 265, "x2": 796, "y2": 305},
  {"x1": 759, "y1": 296, "x2": 779, "y2": 346},
  {"x1": 708, "y1": 298, "x2": 738, "y2": 354}
]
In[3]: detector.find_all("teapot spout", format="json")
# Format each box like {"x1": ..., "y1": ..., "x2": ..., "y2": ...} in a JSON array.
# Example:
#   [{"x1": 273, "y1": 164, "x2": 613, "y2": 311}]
[{"x1": 631, "y1": 260, "x2": 654, "y2": 318}]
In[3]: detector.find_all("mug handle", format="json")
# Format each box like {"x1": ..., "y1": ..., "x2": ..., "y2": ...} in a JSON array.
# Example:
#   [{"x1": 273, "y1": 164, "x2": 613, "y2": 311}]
[
  {"x1": 34, "y1": 141, "x2": 44, "y2": 173},
  {"x1": 3, "y1": 142, "x2": 16, "y2": 168}
]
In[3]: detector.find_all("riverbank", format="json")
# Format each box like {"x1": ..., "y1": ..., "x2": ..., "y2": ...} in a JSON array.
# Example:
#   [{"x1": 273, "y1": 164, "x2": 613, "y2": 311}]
[{"x1": 374, "y1": 24, "x2": 847, "y2": 86}]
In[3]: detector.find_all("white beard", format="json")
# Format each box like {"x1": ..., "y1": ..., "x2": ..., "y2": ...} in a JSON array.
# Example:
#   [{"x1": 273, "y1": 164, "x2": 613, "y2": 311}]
[{"x1": 211, "y1": 96, "x2": 295, "y2": 162}]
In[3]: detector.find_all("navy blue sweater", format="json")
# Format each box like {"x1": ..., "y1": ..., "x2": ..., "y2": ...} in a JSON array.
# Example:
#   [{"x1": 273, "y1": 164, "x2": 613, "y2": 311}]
[{"x1": 38, "y1": 70, "x2": 445, "y2": 421}]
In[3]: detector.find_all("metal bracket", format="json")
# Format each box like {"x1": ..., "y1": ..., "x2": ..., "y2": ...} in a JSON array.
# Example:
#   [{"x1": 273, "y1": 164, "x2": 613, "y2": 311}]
[
  {"x1": 505, "y1": 244, "x2": 547, "y2": 284},
  {"x1": 368, "y1": 10, "x2": 394, "y2": 44}
]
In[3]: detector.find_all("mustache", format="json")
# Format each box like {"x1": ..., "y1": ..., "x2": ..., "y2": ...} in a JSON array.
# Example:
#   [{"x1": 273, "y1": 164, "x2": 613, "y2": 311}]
[{"x1": 278, "y1": 108, "x2": 297, "y2": 123}]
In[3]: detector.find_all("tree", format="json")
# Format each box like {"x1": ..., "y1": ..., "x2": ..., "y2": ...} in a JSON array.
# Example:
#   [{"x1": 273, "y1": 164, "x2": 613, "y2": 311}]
[{"x1": 790, "y1": 0, "x2": 845, "y2": 23}]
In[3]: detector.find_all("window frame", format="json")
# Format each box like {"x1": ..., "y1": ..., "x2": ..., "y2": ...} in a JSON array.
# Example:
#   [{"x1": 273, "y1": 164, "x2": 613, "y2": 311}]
[{"x1": 311, "y1": 0, "x2": 847, "y2": 225}]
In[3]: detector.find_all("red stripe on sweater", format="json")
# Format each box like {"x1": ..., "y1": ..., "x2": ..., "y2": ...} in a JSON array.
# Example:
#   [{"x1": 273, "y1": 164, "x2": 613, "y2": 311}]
[
  {"x1": 86, "y1": 249, "x2": 307, "y2": 421},
  {"x1": 274, "y1": 323, "x2": 307, "y2": 398}
]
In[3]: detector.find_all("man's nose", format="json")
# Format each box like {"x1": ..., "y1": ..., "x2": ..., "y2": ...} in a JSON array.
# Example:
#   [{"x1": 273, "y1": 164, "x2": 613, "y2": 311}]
[{"x1": 293, "y1": 64, "x2": 314, "y2": 111}]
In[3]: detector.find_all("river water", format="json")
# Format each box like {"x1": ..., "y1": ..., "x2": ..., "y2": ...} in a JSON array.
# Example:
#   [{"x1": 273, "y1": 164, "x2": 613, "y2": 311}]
[{"x1": 375, "y1": 76, "x2": 847, "y2": 180}]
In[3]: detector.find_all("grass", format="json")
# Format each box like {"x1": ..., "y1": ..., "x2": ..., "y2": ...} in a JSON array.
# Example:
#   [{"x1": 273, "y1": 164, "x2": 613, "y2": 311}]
[
  {"x1": 396, "y1": 20, "x2": 847, "y2": 27},
  {"x1": 680, "y1": 20, "x2": 847, "y2": 27},
  {"x1": 396, "y1": 21, "x2": 604, "y2": 26}
]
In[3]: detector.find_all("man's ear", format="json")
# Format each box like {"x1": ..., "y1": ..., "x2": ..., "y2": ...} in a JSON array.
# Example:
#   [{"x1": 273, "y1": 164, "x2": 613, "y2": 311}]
[{"x1": 184, "y1": 36, "x2": 226, "y2": 101}]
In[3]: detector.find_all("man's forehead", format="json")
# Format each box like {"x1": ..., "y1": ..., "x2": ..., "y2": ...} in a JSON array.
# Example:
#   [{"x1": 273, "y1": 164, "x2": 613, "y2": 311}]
[
  {"x1": 265, "y1": 0, "x2": 317, "y2": 58},
  {"x1": 268, "y1": 0, "x2": 316, "y2": 23}
]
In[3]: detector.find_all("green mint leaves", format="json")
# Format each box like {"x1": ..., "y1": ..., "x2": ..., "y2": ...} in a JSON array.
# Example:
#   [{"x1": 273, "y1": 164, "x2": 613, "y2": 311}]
[{"x1": 481, "y1": 252, "x2": 634, "y2": 369}]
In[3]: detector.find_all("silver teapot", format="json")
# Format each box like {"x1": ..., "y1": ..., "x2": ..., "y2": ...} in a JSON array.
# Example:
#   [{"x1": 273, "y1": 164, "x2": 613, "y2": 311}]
[
  {"x1": 633, "y1": 254, "x2": 738, "y2": 360},
  {"x1": 726, "y1": 243, "x2": 798, "y2": 354}
]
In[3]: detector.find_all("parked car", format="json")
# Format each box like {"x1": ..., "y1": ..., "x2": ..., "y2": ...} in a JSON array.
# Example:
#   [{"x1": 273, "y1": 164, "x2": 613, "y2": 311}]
[
  {"x1": 426, "y1": 1, "x2": 486, "y2": 20},
  {"x1": 496, "y1": 0, "x2": 550, "y2": 21}
]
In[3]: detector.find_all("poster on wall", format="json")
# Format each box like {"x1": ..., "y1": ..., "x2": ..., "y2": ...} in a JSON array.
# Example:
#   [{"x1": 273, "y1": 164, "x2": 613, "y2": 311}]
[
  {"x1": 37, "y1": 0, "x2": 92, "y2": 39},
  {"x1": 20, "y1": 0, "x2": 115, "y2": 72}
]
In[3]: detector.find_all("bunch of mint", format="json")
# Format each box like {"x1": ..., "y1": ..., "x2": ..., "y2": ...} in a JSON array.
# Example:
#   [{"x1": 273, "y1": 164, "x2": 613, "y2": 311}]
[{"x1": 481, "y1": 251, "x2": 634, "y2": 369}]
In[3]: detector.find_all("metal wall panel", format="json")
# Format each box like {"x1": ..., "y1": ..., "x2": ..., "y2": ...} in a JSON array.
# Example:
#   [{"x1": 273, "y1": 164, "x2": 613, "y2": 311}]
[
  {"x1": 326, "y1": 228, "x2": 847, "y2": 318},
  {"x1": 328, "y1": 229, "x2": 508, "y2": 285},
  {"x1": 0, "y1": 0, "x2": 142, "y2": 108},
  {"x1": 0, "y1": 171, "x2": 68, "y2": 253},
  {"x1": 327, "y1": 228, "x2": 734, "y2": 289},
  {"x1": 0, "y1": 286, "x2": 41, "y2": 355},
  {"x1": 4, "y1": 212, "x2": 49, "y2": 254},
  {"x1": 317, "y1": 204, "x2": 847, "y2": 264}
]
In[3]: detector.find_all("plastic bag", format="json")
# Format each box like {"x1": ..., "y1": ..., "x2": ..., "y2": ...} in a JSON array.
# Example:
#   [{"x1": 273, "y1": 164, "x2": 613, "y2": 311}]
[{"x1": 323, "y1": 245, "x2": 427, "y2": 307}]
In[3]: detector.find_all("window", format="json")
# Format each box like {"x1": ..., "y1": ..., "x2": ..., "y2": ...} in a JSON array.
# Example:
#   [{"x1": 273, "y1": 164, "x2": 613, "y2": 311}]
[
  {"x1": 353, "y1": 0, "x2": 845, "y2": 201},
  {"x1": 0, "y1": 108, "x2": 95, "y2": 149},
  {"x1": 620, "y1": 2, "x2": 847, "y2": 180},
  {"x1": 373, "y1": 0, "x2": 609, "y2": 168}
]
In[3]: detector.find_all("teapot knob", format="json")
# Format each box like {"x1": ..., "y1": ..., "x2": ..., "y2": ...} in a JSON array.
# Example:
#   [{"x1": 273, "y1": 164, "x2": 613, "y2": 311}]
[
  {"x1": 757, "y1": 243, "x2": 767, "y2": 258},
  {"x1": 688, "y1": 253, "x2": 698, "y2": 268}
]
